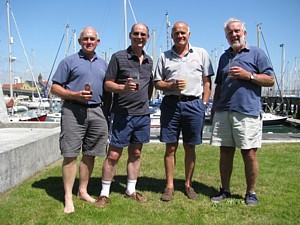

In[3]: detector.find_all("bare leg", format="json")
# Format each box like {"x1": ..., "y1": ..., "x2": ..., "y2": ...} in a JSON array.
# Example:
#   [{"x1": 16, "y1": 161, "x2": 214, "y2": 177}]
[
  {"x1": 127, "y1": 143, "x2": 142, "y2": 180},
  {"x1": 62, "y1": 157, "x2": 77, "y2": 214},
  {"x1": 183, "y1": 142, "x2": 196, "y2": 189},
  {"x1": 219, "y1": 146, "x2": 235, "y2": 191},
  {"x1": 241, "y1": 148, "x2": 258, "y2": 193},
  {"x1": 164, "y1": 142, "x2": 178, "y2": 190},
  {"x1": 101, "y1": 145, "x2": 123, "y2": 181},
  {"x1": 77, "y1": 155, "x2": 96, "y2": 203}
]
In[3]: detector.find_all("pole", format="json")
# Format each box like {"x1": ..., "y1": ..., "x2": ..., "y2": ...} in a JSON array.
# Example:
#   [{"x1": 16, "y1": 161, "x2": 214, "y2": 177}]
[
  {"x1": 124, "y1": 0, "x2": 128, "y2": 48},
  {"x1": 65, "y1": 24, "x2": 69, "y2": 57},
  {"x1": 257, "y1": 23, "x2": 261, "y2": 48},
  {"x1": 280, "y1": 44, "x2": 285, "y2": 94},
  {"x1": 165, "y1": 12, "x2": 171, "y2": 50},
  {"x1": 7, "y1": 0, "x2": 13, "y2": 98}
]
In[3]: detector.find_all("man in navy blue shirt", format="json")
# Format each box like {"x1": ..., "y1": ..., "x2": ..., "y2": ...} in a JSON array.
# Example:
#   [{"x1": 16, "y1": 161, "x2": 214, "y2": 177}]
[
  {"x1": 51, "y1": 27, "x2": 109, "y2": 214},
  {"x1": 210, "y1": 18, "x2": 275, "y2": 206}
]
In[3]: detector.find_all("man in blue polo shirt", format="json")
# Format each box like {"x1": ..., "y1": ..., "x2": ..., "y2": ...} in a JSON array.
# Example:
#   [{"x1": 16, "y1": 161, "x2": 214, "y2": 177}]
[
  {"x1": 210, "y1": 18, "x2": 275, "y2": 206},
  {"x1": 96, "y1": 23, "x2": 153, "y2": 208},
  {"x1": 51, "y1": 27, "x2": 109, "y2": 214}
]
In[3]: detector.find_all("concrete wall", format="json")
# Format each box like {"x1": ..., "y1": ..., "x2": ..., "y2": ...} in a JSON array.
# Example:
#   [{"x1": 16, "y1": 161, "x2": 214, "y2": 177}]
[{"x1": 0, "y1": 122, "x2": 61, "y2": 194}]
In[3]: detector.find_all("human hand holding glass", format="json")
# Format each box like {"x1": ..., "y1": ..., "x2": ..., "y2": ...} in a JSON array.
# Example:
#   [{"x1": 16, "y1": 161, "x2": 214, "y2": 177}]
[
  {"x1": 130, "y1": 73, "x2": 140, "y2": 91},
  {"x1": 177, "y1": 72, "x2": 187, "y2": 90},
  {"x1": 228, "y1": 59, "x2": 240, "y2": 79},
  {"x1": 84, "y1": 83, "x2": 93, "y2": 101}
]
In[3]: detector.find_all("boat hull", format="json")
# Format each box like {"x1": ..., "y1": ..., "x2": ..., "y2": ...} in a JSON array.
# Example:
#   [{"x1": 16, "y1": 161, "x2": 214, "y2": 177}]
[{"x1": 262, "y1": 113, "x2": 287, "y2": 126}]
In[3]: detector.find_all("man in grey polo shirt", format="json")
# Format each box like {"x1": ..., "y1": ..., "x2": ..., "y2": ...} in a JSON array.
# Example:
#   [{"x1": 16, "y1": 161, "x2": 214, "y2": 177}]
[{"x1": 154, "y1": 21, "x2": 214, "y2": 201}]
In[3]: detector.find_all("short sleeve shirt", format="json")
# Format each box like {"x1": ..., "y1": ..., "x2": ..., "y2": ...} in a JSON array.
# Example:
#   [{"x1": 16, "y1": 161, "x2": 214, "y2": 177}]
[
  {"x1": 154, "y1": 44, "x2": 214, "y2": 97},
  {"x1": 105, "y1": 46, "x2": 153, "y2": 115},
  {"x1": 52, "y1": 50, "x2": 108, "y2": 105},
  {"x1": 214, "y1": 45, "x2": 275, "y2": 116}
]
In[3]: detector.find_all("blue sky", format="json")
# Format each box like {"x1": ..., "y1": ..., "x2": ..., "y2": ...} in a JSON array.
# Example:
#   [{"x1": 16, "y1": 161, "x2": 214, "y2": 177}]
[{"x1": 0, "y1": 0, "x2": 299, "y2": 87}]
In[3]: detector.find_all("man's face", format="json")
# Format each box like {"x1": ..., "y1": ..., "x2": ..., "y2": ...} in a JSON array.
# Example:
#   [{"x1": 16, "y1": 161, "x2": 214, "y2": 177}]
[
  {"x1": 171, "y1": 23, "x2": 190, "y2": 47},
  {"x1": 225, "y1": 21, "x2": 247, "y2": 51},
  {"x1": 79, "y1": 28, "x2": 99, "y2": 54},
  {"x1": 129, "y1": 24, "x2": 149, "y2": 48}
]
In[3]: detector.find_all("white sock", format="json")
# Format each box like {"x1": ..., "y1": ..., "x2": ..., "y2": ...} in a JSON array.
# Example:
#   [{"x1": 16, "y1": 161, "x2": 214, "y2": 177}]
[
  {"x1": 100, "y1": 180, "x2": 111, "y2": 197},
  {"x1": 126, "y1": 179, "x2": 137, "y2": 195}
]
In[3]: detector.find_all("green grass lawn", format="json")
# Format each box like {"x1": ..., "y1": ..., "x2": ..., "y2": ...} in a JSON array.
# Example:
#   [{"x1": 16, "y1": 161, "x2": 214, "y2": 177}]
[{"x1": 1, "y1": 143, "x2": 299, "y2": 225}]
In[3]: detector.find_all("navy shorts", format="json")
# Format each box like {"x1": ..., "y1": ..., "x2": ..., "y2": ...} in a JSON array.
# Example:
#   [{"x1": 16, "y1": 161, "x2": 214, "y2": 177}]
[
  {"x1": 160, "y1": 96, "x2": 206, "y2": 145},
  {"x1": 109, "y1": 113, "x2": 151, "y2": 148},
  {"x1": 60, "y1": 101, "x2": 108, "y2": 157}
]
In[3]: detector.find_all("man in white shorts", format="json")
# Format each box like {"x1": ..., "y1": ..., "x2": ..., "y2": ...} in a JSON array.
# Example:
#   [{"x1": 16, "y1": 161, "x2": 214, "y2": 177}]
[{"x1": 210, "y1": 18, "x2": 275, "y2": 206}]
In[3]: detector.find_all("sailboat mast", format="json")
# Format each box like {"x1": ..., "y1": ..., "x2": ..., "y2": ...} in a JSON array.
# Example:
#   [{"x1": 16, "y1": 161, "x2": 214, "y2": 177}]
[
  {"x1": 165, "y1": 11, "x2": 171, "y2": 50},
  {"x1": 7, "y1": 0, "x2": 13, "y2": 98},
  {"x1": 280, "y1": 44, "x2": 285, "y2": 93},
  {"x1": 257, "y1": 23, "x2": 261, "y2": 48},
  {"x1": 65, "y1": 24, "x2": 69, "y2": 57},
  {"x1": 124, "y1": 0, "x2": 128, "y2": 48}
]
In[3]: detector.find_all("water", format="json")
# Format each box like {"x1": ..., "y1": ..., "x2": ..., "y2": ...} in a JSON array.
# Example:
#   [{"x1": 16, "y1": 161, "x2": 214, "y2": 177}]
[
  {"x1": 203, "y1": 122, "x2": 300, "y2": 134},
  {"x1": 262, "y1": 124, "x2": 300, "y2": 134}
]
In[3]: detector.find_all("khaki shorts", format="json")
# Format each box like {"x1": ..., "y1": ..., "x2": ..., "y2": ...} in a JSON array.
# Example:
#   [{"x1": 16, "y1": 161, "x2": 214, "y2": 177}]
[{"x1": 210, "y1": 111, "x2": 262, "y2": 149}]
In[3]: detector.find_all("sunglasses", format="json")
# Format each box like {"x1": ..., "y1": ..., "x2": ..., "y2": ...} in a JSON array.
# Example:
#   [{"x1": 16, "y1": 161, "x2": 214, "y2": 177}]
[{"x1": 131, "y1": 31, "x2": 147, "y2": 37}]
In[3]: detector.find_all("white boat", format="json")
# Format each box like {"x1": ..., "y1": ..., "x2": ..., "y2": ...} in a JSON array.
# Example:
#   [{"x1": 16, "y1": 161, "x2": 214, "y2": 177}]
[
  {"x1": 150, "y1": 107, "x2": 161, "y2": 137},
  {"x1": 19, "y1": 98, "x2": 50, "y2": 110},
  {"x1": 262, "y1": 112, "x2": 287, "y2": 126},
  {"x1": 46, "y1": 112, "x2": 61, "y2": 122},
  {"x1": 4, "y1": 1, "x2": 47, "y2": 123},
  {"x1": 7, "y1": 105, "x2": 28, "y2": 113},
  {"x1": 8, "y1": 110, "x2": 47, "y2": 122}
]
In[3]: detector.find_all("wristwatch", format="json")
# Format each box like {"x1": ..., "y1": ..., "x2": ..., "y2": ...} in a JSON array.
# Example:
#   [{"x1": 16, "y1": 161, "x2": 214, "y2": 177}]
[{"x1": 249, "y1": 73, "x2": 255, "y2": 81}]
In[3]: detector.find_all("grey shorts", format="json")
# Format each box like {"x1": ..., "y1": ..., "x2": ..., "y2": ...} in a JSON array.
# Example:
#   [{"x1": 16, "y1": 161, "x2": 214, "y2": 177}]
[
  {"x1": 60, "y1": 101, "x2": 108, "y2": 157},
  {"x1": 210, "y1": 111, "x2": 262, "y2": 149}
]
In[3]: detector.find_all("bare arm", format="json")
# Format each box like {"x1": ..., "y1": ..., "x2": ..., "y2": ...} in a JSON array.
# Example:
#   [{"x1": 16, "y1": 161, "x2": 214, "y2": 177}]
[
  {"x1": 154, "y1": 79, "x2": 183, "y2": 92},
  {"x1": 50, "y1": 83, "x2": 92, "y2": 104},
  {"x1": 202, "y1": 76, "x2": 212, "y2": 103},
  {"x1": 148, "y1": 81, "x2": 154, "y2": 100}
]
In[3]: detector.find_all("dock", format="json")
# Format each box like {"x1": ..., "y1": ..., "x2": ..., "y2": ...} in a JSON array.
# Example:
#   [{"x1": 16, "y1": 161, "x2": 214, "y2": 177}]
[{"x1": 285, "y1": 117, "x2": 300, "y2": 127}]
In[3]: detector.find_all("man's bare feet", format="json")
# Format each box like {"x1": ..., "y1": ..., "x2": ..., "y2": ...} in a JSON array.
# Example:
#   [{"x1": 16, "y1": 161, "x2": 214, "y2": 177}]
[
  {"x1": 77, "y1": 192, "x2": 96, "y2": 203},
  {"x1": 64, "y1": 198, "x2": 75, "y2": 214}
]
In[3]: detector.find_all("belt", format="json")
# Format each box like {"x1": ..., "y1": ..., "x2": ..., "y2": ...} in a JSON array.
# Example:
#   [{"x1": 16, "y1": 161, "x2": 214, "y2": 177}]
[
  {"x1": 168, "y1": 95, "x2": 200, "y2": 102},
  {"x1": 65, "y1": 101, "x2": 101, "y2": 108}
]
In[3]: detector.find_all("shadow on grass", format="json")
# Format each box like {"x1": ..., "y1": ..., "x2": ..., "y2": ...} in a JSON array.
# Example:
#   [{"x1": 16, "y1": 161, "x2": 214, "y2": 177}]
[{"x1": 32, "y1": 175, "x2": 244, "y2": 203}]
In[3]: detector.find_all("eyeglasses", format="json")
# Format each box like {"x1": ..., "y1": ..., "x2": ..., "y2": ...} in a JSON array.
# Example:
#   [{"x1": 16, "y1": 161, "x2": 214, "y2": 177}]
[
  {"x1": 82, "y1": 37, "x2": 97, "y2": 41},
  {"x1": 131, "y1": 31, "x2": 147, "y2": 37}
]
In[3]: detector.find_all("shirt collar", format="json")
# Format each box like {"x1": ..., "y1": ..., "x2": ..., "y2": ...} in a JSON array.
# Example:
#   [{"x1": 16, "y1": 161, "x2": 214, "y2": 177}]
[
  {"x1": 78, "y1": 50, "x2": 98, "y2": 61},
  {"x1": 171, "y1": 43, "x2": 194, "y2": 56},
  {"x1": 126, "y1": 46, "x2": 149, "y2": 62},
  {"x1": 226, "y1": 43, "x2": 251, "y2": 55}
]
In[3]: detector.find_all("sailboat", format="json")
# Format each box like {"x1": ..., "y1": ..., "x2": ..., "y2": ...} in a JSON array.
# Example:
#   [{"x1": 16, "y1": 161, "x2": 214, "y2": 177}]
[
  {"x1": 257, "y1": 24, "x2": 287, "y2": 126},
  {"x1": 5, "y1": 0, "x2": 47, "y2": 122}
]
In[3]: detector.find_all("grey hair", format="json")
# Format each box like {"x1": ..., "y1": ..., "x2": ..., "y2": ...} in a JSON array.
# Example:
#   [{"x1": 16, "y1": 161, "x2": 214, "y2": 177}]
[{"x1": 224, "y1": 18, "x2": 246, "y2": 32}]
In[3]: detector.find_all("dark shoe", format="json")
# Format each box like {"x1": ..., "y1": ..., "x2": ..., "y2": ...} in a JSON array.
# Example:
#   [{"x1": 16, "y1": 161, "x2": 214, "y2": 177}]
[
  {"x1": 124, "y1": 192, "x2": 147, "y2": 203},
  {"x1": 245, "y1": 192, "x2": 259, "y2": 206},
  {"x1": 185, "y1": 187, "x2": 198, "y2": 200},
  {"x1": 95, "y1": 196, "x2": 109, "y2": 208},
  {"x1": 211, "y1": 188, "x2": 231, "y2": 203},
  {"x1": 161, "y1": 188, "x2": 174, "y2": 202}
]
